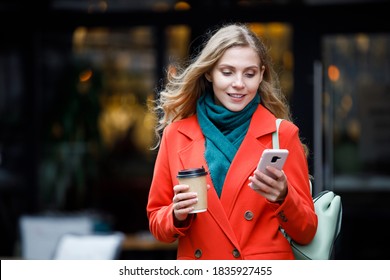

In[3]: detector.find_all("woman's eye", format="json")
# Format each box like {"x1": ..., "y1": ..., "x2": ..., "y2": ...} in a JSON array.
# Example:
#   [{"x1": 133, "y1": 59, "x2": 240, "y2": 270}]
[
  {"x1": 245, "y1": 72, "x2": 255, "y2": 77},
  {"x1": 222, "y1": 71, "x2": 232, "y2": 75}
]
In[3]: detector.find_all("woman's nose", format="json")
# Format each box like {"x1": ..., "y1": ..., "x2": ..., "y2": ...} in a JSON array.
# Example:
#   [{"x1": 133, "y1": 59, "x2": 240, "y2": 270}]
[{"x1": 232, "y1": 76, "x2": 244, "y2": 88}]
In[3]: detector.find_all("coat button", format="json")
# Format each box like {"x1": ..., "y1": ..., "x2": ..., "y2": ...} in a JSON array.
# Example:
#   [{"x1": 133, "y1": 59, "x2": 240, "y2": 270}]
[
  {"x1": 194, "y1": 249, "x2": 202, "y2": 259},
  {"x1": 244, "y1": 210, "x2": 254, "y2": 221},
  {"x1": 232, "y1": 248, "x2": 240, "y2": 258},
  {"x1": 278, "y1": 210, "x2": 288, "y2": 222}
]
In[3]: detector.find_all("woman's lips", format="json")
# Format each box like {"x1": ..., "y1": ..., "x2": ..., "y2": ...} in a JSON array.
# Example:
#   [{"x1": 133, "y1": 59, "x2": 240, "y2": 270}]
[{"x1": 227, "y1": 93, "x2": 245, "y2": 99}]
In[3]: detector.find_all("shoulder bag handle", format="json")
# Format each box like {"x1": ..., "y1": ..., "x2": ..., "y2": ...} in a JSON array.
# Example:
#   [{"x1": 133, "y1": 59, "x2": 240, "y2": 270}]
[{"x1": 272, "y1": 118, "x2": 283, "y2": 149}]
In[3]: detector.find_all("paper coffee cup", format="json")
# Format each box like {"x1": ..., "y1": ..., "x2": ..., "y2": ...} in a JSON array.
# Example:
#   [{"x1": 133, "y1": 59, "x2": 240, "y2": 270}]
[{"x1": 177, "y1": 167, "x2": 208, "y2": 213}]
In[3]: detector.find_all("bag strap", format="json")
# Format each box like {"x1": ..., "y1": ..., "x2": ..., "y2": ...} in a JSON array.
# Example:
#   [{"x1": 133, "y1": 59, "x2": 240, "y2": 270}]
[
  {"x1": 272, "y1": 118, "x2": 283, "y2": 149},
  {"x1": 272, "y1": 118, "x2": 312, "y2": 194}
]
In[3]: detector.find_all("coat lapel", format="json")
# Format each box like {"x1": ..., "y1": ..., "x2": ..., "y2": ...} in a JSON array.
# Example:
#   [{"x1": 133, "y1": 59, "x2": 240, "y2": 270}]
[
  {"x1": 176, "y1": 116, "x2": 241, "y2": 246},
  {"x1": 220, "y1": 106, "x2": 277, "y2": 218}
]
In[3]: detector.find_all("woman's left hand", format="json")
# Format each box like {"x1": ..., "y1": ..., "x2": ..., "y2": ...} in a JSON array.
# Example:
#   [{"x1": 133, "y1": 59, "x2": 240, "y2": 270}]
[{"x1": 248, "y1": 166, "x2": 288, "y2": 203}]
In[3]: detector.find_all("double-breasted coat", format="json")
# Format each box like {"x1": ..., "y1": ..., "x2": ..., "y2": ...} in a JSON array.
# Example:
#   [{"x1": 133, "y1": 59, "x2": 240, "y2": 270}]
[{"x1": 146, "y1": 104, "x2": 317, "y2": 259}]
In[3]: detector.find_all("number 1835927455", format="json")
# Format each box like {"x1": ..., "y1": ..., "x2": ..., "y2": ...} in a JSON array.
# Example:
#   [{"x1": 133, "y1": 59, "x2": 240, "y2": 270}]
[{"x1": 211, "y1": 266, "x2": 272, "y2": 276}]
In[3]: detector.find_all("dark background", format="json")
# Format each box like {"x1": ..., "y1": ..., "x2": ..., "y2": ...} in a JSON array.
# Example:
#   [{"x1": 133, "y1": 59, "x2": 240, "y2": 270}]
[{"x1": 1, "y1": 0, "x2": 390, "y2": 260}]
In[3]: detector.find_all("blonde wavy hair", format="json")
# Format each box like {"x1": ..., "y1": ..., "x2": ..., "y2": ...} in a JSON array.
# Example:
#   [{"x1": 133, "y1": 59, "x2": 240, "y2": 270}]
[{"x1": 150, "y1": 23, "x2": 293, "y2": 149}]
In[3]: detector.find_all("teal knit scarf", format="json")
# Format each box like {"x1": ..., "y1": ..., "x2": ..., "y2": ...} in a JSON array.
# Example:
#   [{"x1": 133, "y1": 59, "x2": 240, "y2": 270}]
[{"x1": 197, "y1": 91, "x2": 260, "y2": 197}]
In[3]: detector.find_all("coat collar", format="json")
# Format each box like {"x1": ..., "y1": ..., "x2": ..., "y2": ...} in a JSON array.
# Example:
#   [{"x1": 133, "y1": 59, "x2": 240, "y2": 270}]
[
  {"x1": 176, "y1": 115, "x2": 203, "y2": 141},
  {"x1": 176, "y1": 104, "x2": 277, "y2": 140},
  {"x1": 247, "y1": 104, "x2": 278, "y2": 138}
]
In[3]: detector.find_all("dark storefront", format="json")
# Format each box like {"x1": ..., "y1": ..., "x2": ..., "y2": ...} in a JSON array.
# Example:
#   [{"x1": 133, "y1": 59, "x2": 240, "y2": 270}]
[{"x1": 1, "y1": 0, "x2": 390, "y2": 260}]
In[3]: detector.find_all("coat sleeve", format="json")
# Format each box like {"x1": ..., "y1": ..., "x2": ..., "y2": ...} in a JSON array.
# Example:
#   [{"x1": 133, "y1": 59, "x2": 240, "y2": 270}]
[
  {"x1": 267, "y1": 120, "x2": 318, "y2": 245},
  {"x1": 146, "y1": 125, "x2": 192, "y2": 243}
]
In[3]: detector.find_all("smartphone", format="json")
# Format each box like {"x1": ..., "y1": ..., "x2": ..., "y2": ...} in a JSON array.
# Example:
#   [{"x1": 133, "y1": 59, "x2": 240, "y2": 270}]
[{"x1": 256, "y1": 149, "x2": 289, "y2": 179}]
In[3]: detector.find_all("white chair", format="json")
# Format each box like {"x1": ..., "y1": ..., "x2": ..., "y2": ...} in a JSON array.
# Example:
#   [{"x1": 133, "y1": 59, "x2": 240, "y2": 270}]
[
  {"x1": 52, "y1": 232, "x2": 125, "y2": 260},
  {"x1": 19, "y1": 215, "x2": 94, "y2": 259}
]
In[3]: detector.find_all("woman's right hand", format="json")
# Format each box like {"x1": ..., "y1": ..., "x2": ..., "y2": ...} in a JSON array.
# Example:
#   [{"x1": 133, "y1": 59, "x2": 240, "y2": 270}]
[{"x1": 172, "y1": 184, "x2": 198, "y2": 221}]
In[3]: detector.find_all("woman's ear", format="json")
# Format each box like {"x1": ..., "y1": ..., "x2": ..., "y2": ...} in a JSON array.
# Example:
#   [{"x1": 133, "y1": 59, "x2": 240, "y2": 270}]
[{"x1": 205, "y1": 73, "x2": 212, "y2": 82}]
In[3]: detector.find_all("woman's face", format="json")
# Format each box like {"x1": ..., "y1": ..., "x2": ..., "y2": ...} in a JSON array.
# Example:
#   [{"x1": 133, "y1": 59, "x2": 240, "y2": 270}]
[{"x1": 206, "y1": 46, "x2": 265, "y2": 112}]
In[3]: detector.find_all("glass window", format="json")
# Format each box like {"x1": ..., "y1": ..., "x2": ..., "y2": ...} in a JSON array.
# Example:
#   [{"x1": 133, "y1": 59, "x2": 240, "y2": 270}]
[
  {"x1": 39, "y1": 26, "x2": 158, "y2": 217},
  {"x1": 322, "y1": 33, "x2": 390, "y2": 190}
]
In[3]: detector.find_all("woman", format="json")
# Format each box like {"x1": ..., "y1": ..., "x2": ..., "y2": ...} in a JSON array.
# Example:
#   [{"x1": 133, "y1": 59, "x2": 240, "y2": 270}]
[{"x1": 146, "y1": 23, "x2": 317, "y2": 260}]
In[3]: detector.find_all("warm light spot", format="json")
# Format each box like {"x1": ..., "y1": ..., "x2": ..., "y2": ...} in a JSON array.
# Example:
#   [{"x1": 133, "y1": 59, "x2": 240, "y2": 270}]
[
  {"x1": 79, "y1": 69, "x2": 93, "y2": 82},
  {"x1": 174, "y1": 1, "x2": 190, "y2": 11},
  {"x1": 98, "y1": 0, "x2": 108, "y2": 12},
  {"x1": 356, "y1": 33, "x2": 370, "y2": 53},
  {"x1": 87, "y1": 0, "x2": 107, "y2": 13},
  {"x1": 348, "y1": 119, "x2": 360, "y2": 141},
  {"x1": 73, "y1": 27, "x2": 88, "y2": 53},
  {"x1": 268, "y1": 23, "x2": 286, "y2": 38},
  {"x1": 341, "y1": 94, "x2": 353, "y2": 112},
  {"x1": 248, "y1": 23, "x2": 266, "y2": 37},
  {"x1": 328, "y1": 65, "x2": 340, "y2": 82},
  {"x1": 153, "y1": 1, "x2": 170, "y2": 12}
]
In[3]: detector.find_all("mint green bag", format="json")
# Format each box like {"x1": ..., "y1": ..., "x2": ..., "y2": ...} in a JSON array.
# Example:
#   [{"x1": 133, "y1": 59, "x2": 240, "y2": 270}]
[{"x1": 291, "y1": 190, "x2": 342, "y2": 260}]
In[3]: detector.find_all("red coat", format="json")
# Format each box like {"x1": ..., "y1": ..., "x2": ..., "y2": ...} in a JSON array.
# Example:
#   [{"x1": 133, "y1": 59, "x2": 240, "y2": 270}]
[{"x1": 147, "y1": 104, "x2": 317, "y2": 259}]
